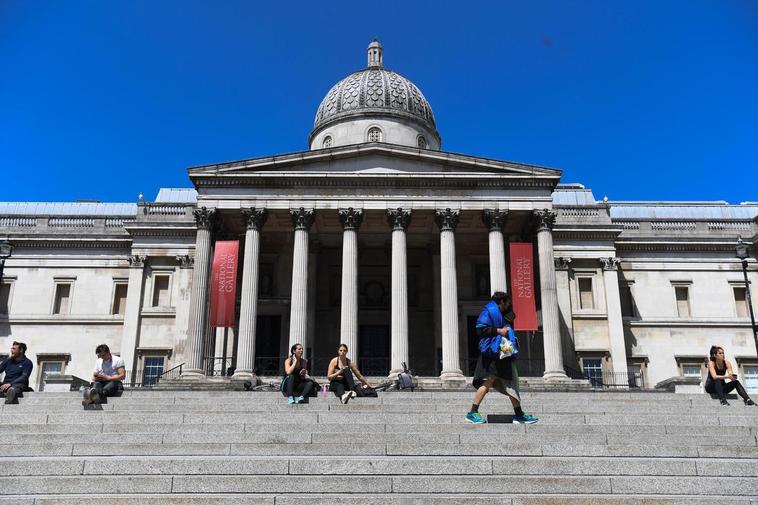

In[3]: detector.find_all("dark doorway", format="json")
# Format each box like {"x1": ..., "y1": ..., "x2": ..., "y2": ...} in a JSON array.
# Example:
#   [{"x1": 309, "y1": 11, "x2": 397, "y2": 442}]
[
  {"x1": 254, "y1": 315, "x2": 282, "y2": 375},
  {"x1": 359, "y1": 324, "x2": 390, "y2": 376},
  {"x1": 466, "y1": 316, "x2": 480, "y2": 375}
]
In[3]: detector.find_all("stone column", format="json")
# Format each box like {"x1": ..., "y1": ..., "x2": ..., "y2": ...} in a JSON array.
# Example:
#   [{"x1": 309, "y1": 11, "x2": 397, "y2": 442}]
[
  {"x1": 288, "y1": 207, "x2": 314, "y2": 350},
  {"x1": 534, "y1": 209, "x2": 568, "y2": 381},
  {"x1": 601, "y1": 257, "x2": 629, "y2": 382},
  {"x1": 483, "y1": 209, "x2": 509, "y2": 294},
  {"x1": 233, "y1": 208, "x2": 267, "y2": 381},
  {"x1": 120, "y1": 255, "x2": 146, "y2": 381},
  {"x1": 554, "y1": 257, "x2": 577, "y2": 367},
  {"x1": 387, "y1": 208, "x2": 411, "y2": 376},
  {"x1": 339, "y1": 208, "x2": 363, "y2": 356},
  {"x1": 182, "y1": 207, "x2": 215, "y2": 379},
  {"x1": 435, "y1": 208, "x2": 465, "y2": 383}
]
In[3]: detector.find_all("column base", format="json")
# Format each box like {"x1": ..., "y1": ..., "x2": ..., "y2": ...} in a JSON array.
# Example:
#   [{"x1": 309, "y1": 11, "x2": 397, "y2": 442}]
[
  {"x1": 542, "y1": 370, "x2": 570, "y2": 382},
  {"x1": 230, "y1": 370, "x2": 261, "y2": 386},
  {"x1": 439, "y1": 369, "x2": 467, "y2": 387},
  {"x1": 178, "y1": 369, "x2": 206, "y2": 381}
]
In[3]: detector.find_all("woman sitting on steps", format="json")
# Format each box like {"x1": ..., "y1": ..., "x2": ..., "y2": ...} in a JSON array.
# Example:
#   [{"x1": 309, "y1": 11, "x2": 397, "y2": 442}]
[
  {"x1": 705, "y1": 345, "x2": 755, "y2": 406},
  {"x1": 327, "y1": 343, "x2": 371, "y2": 404}
]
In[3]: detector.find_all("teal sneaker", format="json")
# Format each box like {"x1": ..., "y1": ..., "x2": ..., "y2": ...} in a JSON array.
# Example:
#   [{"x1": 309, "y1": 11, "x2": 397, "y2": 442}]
[
  {"x1": 513, "y1": 413, "x2": 538, "y2": 424},
  {"x1": 287, "y1": 396, "x2": 296, "y2": 404},
  {"x1": 465, "y1": 411, "x2": 486, "y2": 424},
  {"x1": 295, "y1": 396, "x2": 305, "y2": 404}
]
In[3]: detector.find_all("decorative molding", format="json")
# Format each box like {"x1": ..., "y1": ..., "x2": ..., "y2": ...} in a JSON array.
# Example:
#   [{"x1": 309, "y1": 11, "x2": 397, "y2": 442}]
[
  {"x1": 241, "y1": 208, "x2": 268, "y2": 231},
  {"x1": 289, "y1": 207, "x2": 315, "y2": 231},
  {"x1": 554, "y1": 257, "x2": 572, "y2": 270},
  {"x1": 338, "y1": 207, "x2": 364, "y2": 231},
  {"x1": 482, "y1": 209, "x2": 508, "y2": 232},
  {"x1": 127, "y1": 255, "x2": 146, "y2": 268},
  {"x1": 533, "y1": 209, "x2": 557, "y2": 232},
  {"x1": 193, "y1": 177, "x2": 558, "y2": 190},
  {"x1": 35, "y1": 353, "x2": 72, "y2": 365},
  {"x1": 434, "y1": 208, "x2": 460, "y2": 232},
  {"x1": 600, "y1": 257, "x2": 620, "y2": 271},
  {"x1": 192, "y1": 207, "x2": 216, "y2": 231},
  {"x1": 176, "y1": 255, "x2": 194, "y2": 269},
  {"x1": 386, "y1": 208, "x2": 412, "y2": 231}
]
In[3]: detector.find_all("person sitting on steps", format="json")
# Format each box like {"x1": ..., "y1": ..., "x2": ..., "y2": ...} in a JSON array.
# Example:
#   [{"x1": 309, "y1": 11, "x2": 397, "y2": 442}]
[
  {"x1": 466, "y1": 291, "x2": 538, "y2": 425},
  {"x1": 0, "y1": 341, "x2": 33, "y2": 405},
  {"x1": 705, "y1": 345, "x2": 755, "y2": 406},
  {"x1": 282, "y1": 343, "x2": 316, "y2": 404},
  {"x1": 82, "y1": 344, "x2": 125, "y2": 406},
  {"x1": 327, "y1": 343, "x2": 371, "y2": 404}
]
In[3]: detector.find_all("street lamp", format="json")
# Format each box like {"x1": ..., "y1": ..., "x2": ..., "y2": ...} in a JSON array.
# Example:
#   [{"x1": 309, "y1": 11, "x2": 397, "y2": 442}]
[
  {"x1": 0, "y1": 240, "x2": 12, "y2": 284},
  {"x1": 736, "y1": 238, "x2": 758, "y2": 355}
]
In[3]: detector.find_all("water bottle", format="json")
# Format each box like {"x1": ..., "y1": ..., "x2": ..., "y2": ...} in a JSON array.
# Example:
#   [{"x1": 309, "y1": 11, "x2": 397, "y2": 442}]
[
  {"x1": 79, "y1": 385, "x2": 86, "y2": 398},
  {"x1": 321, "y1": 384, "x2": 328, "y2": 399}
]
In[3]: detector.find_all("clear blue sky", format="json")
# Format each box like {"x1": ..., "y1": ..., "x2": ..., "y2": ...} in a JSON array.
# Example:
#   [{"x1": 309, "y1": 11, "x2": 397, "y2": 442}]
[{"x1": 1, "y1": 1, "x2": 756, "y2": 203}]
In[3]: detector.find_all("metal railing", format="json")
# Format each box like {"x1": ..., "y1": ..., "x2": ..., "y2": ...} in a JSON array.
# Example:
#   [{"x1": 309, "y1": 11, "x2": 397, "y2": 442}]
[
  {"x1": 122, "y1": 362, "x2": 185, "y2": 388},
  {"x1": 585, "y1": 370, "x2": 645, "y2": 389},
  {"x1": 203, "y1": 357, "x2": 234, "y2": 377}
]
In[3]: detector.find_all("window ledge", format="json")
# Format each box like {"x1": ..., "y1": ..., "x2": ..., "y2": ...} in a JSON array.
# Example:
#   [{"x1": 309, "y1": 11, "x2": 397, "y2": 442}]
[
  {"x1": 572, "y1": 312, "x2": 608, "y2": 320},
  {"x1": 625, "y1": 319, "x2": 756, "y2": 328},
  {"x1": 141, "y1": 308, "x2": 176, "y2": 318}
]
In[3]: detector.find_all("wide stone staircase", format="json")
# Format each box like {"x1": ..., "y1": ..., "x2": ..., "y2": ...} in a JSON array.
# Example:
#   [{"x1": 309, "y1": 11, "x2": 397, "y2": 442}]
[{"x1": 1, "y1": 389, "x2": 757, "y2": 504}]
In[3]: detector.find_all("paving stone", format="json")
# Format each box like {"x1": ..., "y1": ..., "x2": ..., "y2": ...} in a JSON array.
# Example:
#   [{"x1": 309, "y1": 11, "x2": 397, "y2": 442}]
[
  {"x1": 82, "y1": 456, "x2": 289, "y2": 475},
  {"x1": 289, "y1": 456, "x2": 492, "y2": 475},
  {"x1": 0, "y1": 476, "x2": 172, "y2": 495},
  {"x1": 163, "y1": 432, "x2": 312, "y2": 444},
  {"x1": 47, "y1": 413, "x2": 184, "y2": 425},
  {"x1": 511, "y1": 495, "x2": 752, "y2": 504},
  {"x1": 697, "y1": 446, "x2": 758, "y2": 458},
  {"x1": 0, "y1": 424, "x2": 99, "y2": 434},
  {"x1": 610, "y1": 476, "x2": 758, "y2": 495},
  {"x1": 72, "y1": 443, "x2": 230, "y2": 456},
  {"x1": 696, "y1": 459, "x2": 758, "y2": 477},
  {"x1": 461, "y1": 433, "x2": 607, "y2": 445},
  {"x1": 493, "y1": 457, "x2": 697, "y2": 476},
  {"x1": 386, "y1": 443, "x2": 542, "y2": 456},
  {"x1": 3, "y1": 444, "x2": 73, "y2": 456},
  {"x1": 244, "y1": 423, "x2": 385, "y2": 433},
  {"x1": 275, "y1": 495, "x2": 513, "y2": 505},
  {"x1": 391, "y1": 475, "x2": 613, "y2": 494},
  {"x1": 605, "y1": 434, "x2": 756, "y2": 447},
  {"x1": 316, "y1": 433, "x2": 459, "y2": 444},
  {"x1": 542, "y1": 445, "x2": 699, "y2": 458},
  {"x1": 317, "y1": 413, "x2": 454, "y2": 424},
  {"x1": 182, "y1": 413, "x2": 318, "y2": 424},
  {"x1": 7, "y1": 433, "x2": 165, "y2": 445},
  {"x1": 0, "y1": 458, "x2": 84, "y2": 476},
  {"x1": 26, "y1": 497, "x2": 275, "y2": 505},
  {"x1": 172, "y1": 475, "x2": 393, "y2": 493},
  {"x1": 230, "y1": 443, "x2": 386, "y2": 456},
  {"x1": 103, "y1": 423, "x2": 244, "y2": 434}
]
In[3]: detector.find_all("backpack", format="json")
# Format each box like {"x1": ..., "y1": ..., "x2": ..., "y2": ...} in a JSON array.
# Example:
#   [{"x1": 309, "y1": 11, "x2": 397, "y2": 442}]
[{"x1": 396, "y1": 362, "x2": 414, "y2": 391}]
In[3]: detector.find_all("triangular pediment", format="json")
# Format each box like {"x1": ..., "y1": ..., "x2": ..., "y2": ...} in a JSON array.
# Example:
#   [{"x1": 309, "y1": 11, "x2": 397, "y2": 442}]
[{"x1": 188, "y1": 143, "x2": 562, "y2": 179}]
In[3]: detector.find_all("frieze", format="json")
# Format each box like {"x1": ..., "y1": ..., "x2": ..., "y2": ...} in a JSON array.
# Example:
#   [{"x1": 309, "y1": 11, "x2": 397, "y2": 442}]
[
  {"x1": 482, "y1": 209, "x2": 508, "y2": 232},
  {"x1": 289, "y1": 207, "x2": 315, "y2": 231},
  {"x1": 338, "y1": 208, "x2": 364, "y2": 231},
  {"x1": 386, "y1": 208, "x2": 412, "y2": 231},
  {"x1": 193, "y1": 207, "x2": 216, "y2": 231},
  {"x1": 434, "y1": 208, "x2": 460, "y2": 232},
  {"x1": 241, "y1": 208, "x2": 268, "y2": 231},
  {"x1": 533, "y1": 209, "x2": 557, "y2": 231},
  {"x1": 193, "y1": 177, "x2": 557, "y2": 190}
]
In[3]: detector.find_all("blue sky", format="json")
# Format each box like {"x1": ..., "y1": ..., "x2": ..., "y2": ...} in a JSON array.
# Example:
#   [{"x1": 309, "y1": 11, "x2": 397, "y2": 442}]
[{"x1": 1, "y1": 1, "x2": 756, "y2": 203}]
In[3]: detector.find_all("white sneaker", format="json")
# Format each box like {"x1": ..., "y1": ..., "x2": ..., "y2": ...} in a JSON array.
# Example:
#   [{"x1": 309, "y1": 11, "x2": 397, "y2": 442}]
[{"x1": 341, "y1": 392, "x2": 352, "y2": 404}]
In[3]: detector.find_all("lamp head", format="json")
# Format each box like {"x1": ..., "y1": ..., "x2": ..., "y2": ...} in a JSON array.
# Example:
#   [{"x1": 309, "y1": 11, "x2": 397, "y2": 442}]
[{"x1": 0, "y1": 240, "x2": 12, "y2": 260}]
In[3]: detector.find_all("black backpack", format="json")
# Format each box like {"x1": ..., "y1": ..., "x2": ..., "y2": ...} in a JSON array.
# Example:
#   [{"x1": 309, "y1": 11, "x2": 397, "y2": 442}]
[{"x1": 396, "y1": 362, "x2": 414, "y2": 391}]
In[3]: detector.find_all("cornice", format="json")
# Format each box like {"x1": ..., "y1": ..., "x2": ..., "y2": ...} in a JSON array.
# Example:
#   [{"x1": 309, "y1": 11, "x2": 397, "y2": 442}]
[
  {"x1": 615, "y1": 240, "x2": 743, "y2": 253},
  {"x1": 8, "y1": 238, "x2": 131, "y2": 249}
]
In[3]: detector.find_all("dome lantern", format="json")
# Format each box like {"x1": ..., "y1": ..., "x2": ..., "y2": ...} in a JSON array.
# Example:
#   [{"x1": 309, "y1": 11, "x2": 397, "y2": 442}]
[{"x1": 367, "y1": 38, "x2": 383, "y2": 68}]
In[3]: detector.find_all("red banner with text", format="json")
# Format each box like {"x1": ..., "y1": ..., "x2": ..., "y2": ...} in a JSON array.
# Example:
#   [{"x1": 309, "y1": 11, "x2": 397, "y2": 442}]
[
  {"x1": 210, "y1": 240, "x2": 239, "y2": 327},
  {"x1": 509, "y1": 242, "x2": 538, "y2": 331}
]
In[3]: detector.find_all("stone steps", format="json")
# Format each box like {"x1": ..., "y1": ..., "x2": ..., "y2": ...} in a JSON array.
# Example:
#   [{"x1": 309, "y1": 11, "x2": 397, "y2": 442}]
[{"x1": 0, "y1": 390, "x2": 755, "y2": 502}]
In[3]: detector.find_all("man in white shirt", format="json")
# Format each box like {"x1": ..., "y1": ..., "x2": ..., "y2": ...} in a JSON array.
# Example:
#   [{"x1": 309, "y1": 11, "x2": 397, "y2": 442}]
[{"x1": 83, "y1": 344, "x2": 125, "y2": 406}]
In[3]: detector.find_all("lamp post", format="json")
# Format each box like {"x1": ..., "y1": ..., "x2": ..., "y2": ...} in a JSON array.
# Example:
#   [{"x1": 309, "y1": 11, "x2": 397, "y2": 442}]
[
  {"x1": 736, "y1": 238, "x2": 758, "y2": 355},
  {"x1": 0, "y1": 240, "x2": 12, "y2": 284}
]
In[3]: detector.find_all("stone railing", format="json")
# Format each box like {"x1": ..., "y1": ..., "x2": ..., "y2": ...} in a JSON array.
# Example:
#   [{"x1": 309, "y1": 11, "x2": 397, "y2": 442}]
[
  {"x1": 0, "y1": 217, "x2": 37, "y2": 227},
  {"x1": 650, "y1": 221, "x2": 697, "y2": 231},
  {"x1": 558, "y1": 207, "x2": 602, "y2": 218},
  {"x1": 48, "y1": 217, "x2": 96, "y2": 228},
  {"x1": 707, "y1": 221, "x2": 752, "y2": 231}
]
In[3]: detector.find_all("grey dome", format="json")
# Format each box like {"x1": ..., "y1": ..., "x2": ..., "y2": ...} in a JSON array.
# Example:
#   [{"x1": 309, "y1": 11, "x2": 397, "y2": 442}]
[{"x1": 313, "y1": 67, "x2": 437, "y2": 134}]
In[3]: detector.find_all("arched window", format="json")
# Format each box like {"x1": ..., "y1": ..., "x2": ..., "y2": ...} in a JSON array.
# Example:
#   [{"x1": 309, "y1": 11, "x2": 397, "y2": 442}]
[
  {"x1": 322, "y1": 136, "x2": 333, "y2": 148},
  {"x1": 367, "y1": 127, "x2": 382, "y2": 143},
  {"x1": 417, "y1": 136, "x2": 427, "y2": 149}
]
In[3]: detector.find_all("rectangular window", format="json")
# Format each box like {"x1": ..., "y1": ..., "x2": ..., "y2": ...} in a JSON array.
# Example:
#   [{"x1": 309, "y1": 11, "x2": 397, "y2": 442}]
[
  {"x1": 112, "y1": 283, "x2": 129, "y2": 315},
  {"x1": 620, "y1": 284, "x2": 635, "y2": 317},
  {"x1": 142, "y1": 356, "x2": 165, "y2": 386},
  {"x1": 38, "y1": 361, "x2": 63, "y2": 391},
  {"x1": 734, "y1": 287, "x2": 748, "y2": 318},
  {"x1": 578, "y1": 277, "x2": 594, "y2": 309},
  {"x1": 0, "y1": 282, "x2": 11, "y2": 315},
  {"x1": 744, "y1": 366, "x2": 758, "y2": 395},
  {"x1": 675, "y1": 286, "x2": 690, "y2": 318},
  {"x1": 682, "y1": 364, "x2": 702, "y2": 378},
  {"x1": 151, "y1": 275, "x2": 171, "y2": 307},
  {"x1": 583, "y1": 358, "x2": 603, "y2": 386},
  {"x1": 53, "y1": 283, "x2": 72, "y2": 314},
  {"x1": 627, "y1": 364, "x2": 643, "y2": 388}
]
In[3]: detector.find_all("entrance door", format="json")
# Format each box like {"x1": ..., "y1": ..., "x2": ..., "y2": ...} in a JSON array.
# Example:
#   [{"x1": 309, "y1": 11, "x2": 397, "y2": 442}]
[
  {"x1": 254, "y1": 315, "x2": 282, "y2": 375},
  {"x1": 359, "y1": 325, "x2": 389, "y2": 376}
]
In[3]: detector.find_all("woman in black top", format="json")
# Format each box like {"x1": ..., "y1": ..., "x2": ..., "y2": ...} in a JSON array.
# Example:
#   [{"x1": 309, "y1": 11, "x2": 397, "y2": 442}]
[
  {"x1": 282, "y1": 343, "x2": 316, "y2": 404},
  {"x1": 327, "y1": 344, "x2": 370, "y2": 404},
  {"x1": 705, "y1": 345, "x2": 755, "y2": 406}
]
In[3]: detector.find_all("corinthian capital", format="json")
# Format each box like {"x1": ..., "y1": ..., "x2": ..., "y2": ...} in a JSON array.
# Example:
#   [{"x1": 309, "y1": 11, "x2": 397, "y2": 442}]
[
  {"x1": 338, "y1": 208, "x2": 364, "y2": 231},
  {"x1": 600, "y1": 257, "x2": 620, "y2": 271},
  {"x1": 127, "y1": 255, "x2": 146, "y2": 268},
  {"x1": 241, "y1": 208, "x2": 268, "y2": 231},
  {"x1": 386, "y1": 208, "x2": 412, "y2": 231},
  {"x1": 482, "y1": 209, "x2": 508, "y2": 232},
  {"x1": 434, "y1": 208, "x2": 460, "y2": 232},
  {"x1": 554, "y1": 257, "x2": 572, "y2": 270},
  {"x1": 289, "y1": 207, "x2": 315, "y2": 231},
  {"x1": 193, "y1": 207, "x2": 216, "y2": 231},
  {"x1": 533, "y1": 209, "x2": 557, "y2": 231}
]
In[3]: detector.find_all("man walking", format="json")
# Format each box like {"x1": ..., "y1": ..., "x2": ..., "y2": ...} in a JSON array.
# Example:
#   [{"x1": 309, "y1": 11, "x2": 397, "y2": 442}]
[{"x1": 0, "y1": 341, "x2": 33, "y2": 404}]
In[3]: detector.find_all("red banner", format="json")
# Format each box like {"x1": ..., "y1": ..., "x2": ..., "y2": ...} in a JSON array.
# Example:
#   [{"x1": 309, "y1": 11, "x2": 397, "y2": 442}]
[
  {"x1": 210, "y1": 240, "x2": 239, "y2": 327},
  {"x1": 509, "y1": 242, "x2": 538, "y2": 331}
]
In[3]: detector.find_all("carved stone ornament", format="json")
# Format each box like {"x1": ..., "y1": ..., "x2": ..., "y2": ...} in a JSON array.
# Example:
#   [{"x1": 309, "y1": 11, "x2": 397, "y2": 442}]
[
  {"x1": 600, "y1": 257, "x2": 621, "y2": 271},
  {"x1": 192, "y1": 207, "x2": 216, "y2": 231},
  {"x1": 176, "y1": 254, "x2": 194, "y2": 269},
  {"x1": 241, "y1": 208, "x2": 268, "y2": 231},
  {"x1": 289, "y1": 207, "x2": 315, "y2": 231},
  {"x1": 554, "y1": 256, "x2": 572, "y2": 270},
  {"x1": 386, "y1": 208, "x2": 412, "y2": 231},
  {"x1": 482, "y1": 209, "x2": 508, "y2": 232},
  {"x1": 533, "y1": 209, "x2": 557, "y2": 231},
  {"x1": 434, "y1": 208, "x2": 460, "y2": 232},
  {"x1": 338, "y1": 208, "x2": 364, "y2": 231},
  {"x1": 127, "y1": 255, "x2": 146, "y2": 268}
]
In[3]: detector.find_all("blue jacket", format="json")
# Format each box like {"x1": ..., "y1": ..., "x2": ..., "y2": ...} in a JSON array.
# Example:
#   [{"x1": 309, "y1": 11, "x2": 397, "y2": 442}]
[{"x1": 0, "y1": 356, "x2": 33, "y2": 387}]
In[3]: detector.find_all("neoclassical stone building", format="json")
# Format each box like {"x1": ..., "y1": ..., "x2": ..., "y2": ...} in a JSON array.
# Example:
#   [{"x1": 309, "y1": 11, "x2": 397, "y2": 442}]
[{"x1": 1, "y1": 40, "x2": 757, "y2": 391}]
